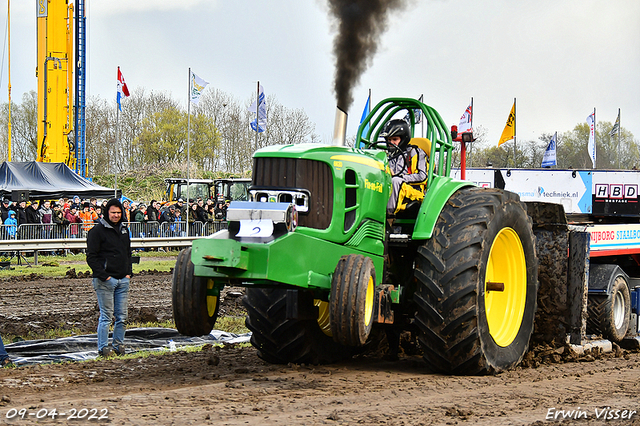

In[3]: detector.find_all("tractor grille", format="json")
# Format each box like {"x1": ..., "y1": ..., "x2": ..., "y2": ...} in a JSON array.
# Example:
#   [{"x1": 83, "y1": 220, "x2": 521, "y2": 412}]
[{"x1": 253, "y1": 157, "x2": 333, "y2": 229}]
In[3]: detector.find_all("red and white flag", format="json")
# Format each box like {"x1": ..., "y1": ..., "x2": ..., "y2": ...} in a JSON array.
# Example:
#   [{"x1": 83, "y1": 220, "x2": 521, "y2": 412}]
[
  {"x1": 117, "y1": 67, "x2": 130, "y2": 111},
  {"x1": 458, "y1": 102, "x2": 473, "y2": 134}
]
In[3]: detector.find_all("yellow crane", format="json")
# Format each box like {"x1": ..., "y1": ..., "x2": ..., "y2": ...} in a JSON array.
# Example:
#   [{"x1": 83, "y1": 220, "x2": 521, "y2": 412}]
[{"x1": 36, "y1": 0, "x2": 75, "y2": 169}]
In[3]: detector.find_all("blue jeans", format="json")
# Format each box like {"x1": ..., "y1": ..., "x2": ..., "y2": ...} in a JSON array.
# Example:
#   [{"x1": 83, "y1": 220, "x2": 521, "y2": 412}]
[
  {"x1": 92, "y1": 277, "x2": 130, "y2": 353},
  {"x1": 0, "y1": 335, "x2": 9, "y2": 362}
]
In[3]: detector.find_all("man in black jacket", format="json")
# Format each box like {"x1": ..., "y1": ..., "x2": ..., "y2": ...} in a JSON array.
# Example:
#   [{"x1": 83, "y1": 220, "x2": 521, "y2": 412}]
[
  {"x1": 16, "y1": 201, "x2": 27, "y2": 226},
  {"x1": 25, "y1": 201, "x2": 40, "y2": 224},
  {"x1": 86, "y1": 199, "x2": 132, "y2": 357},
  {"x1": 0, "y1": 199, "x2": 11, "y2": 222}
]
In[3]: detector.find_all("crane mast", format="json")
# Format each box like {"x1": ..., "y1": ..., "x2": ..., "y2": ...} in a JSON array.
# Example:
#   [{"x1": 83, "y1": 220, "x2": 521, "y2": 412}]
[
  {"x1": 36, "y1": 0, "x2": 76, "y2": 170},
  {"x1": 74, "y1": 0, "x2": 86, "y2": 177}
]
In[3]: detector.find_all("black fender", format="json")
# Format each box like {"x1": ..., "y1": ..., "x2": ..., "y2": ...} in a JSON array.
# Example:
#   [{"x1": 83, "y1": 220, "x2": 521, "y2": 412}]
[{"x1": 588, "y1": 264, "x2": 629, "y2": 295}]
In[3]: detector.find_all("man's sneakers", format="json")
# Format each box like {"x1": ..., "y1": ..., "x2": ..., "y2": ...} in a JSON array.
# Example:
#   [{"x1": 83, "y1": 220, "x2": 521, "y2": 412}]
[
  {"x1": 98, "y1": 347, "x2": 113, "y2": 358},
  {"x1": 1, "y1": 358, "x2": 14, "y2": 368},
  {"x1": 113, "y1": 345, "x2": 126, "y2": 356}
]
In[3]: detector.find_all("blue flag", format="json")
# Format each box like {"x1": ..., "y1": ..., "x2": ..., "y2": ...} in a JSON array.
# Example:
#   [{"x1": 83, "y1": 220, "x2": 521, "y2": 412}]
[
  {"x1": 541, "y1": 132, "x2": 557, "y2": 167},
  {"x1": 358, "y1": 94, "x2": 371, "y2": 148},
  {"x1": 249, "y1": 85, "x2": 267, "y2": 133}
]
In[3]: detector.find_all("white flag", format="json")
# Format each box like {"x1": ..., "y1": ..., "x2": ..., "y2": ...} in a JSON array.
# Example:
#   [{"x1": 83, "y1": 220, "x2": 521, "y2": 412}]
[
  {"x1": 190, "y1": 72, "x2": 209, "y2": 106},
  {"x1": 541, "y1": 132, "x2": 557, "y2": 167},
  {"x1": 248, "y1": 84, "x2": 267, "y2": 133},
  {"x1": 587, "y1": 111, "x2": 596, "y2": 168},
  {"x1": 458, "y1": 102, "x2": 473, "y2": 134}
]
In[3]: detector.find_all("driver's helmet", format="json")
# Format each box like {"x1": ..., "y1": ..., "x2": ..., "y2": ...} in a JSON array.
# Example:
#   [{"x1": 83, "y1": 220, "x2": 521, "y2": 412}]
[{"x1": 380, "y1": 119, "x2": 411, "y2": 150}]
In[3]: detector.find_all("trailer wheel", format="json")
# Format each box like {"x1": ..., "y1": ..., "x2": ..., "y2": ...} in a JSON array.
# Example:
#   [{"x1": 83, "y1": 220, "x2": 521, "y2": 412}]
[
  {"x1": 330, "y1": 254, "x2": 376, "y2": 347},
  {"x1": 587, "y1": 274, "x2": 630, "y2": 342},
  {"x1": 172, "y1": 247, "x2": 220, "y2": 336},
  {"x1": 413, "y1": 187, "x2": 538, "y2": 375},
  {"x1": 244, "y1": 288, "x2": 352, "y2": 364}
]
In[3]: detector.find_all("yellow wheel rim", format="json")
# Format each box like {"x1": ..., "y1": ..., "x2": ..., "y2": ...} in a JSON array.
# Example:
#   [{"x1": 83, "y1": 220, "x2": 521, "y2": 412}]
[
  {"x1": 364, "y1": 276, "x2": 374, "y2": 327},
  {"x1": 485, "y1": 227, "x2": 527, "y2": 347},
  {"x1": 206, "y1": 279, "x2": 218, "y2": 318},
  {"x1": 316, "y1": 300, "x2": 332, "y2": 337}
]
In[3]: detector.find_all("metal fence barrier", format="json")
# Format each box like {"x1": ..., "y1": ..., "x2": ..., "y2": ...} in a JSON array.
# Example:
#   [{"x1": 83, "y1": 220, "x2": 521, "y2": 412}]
[{"x1": 0, "y1": 221, "x2": 229, "y2": 266}]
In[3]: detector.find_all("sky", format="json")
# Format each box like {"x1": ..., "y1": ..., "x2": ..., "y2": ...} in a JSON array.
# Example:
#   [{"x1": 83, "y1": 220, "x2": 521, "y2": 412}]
[{"x1": 1, "y1": 0, "x2": 639, "y2": 151}]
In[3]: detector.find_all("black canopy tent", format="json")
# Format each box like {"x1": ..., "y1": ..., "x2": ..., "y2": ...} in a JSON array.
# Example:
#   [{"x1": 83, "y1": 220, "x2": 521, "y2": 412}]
[{"x1": 0, "y1": 162, "x2": 120, "y2": 200}]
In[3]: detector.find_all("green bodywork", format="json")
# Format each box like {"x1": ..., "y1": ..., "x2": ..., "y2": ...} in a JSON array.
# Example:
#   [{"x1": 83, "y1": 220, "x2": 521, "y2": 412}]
[{"x1": 191, "y1": 98, "x2": 474, "y2": 292}]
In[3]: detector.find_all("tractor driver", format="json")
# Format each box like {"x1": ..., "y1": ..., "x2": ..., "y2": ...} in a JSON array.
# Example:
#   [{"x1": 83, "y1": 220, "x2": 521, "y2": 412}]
[{"x1": 381, "y1": 119, "x2": 428, "y2": 216}]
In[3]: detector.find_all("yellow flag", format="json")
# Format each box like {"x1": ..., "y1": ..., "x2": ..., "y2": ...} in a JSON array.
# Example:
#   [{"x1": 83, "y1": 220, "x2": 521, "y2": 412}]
[{"x1": 498, "y1": 102, "x2": 515, "y2": 146}]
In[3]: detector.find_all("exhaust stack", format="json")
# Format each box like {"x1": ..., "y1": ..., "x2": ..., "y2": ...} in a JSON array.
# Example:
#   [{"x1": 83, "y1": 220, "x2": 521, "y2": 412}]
[{"x1": 332, "y1": 106, "x2": 348, "y2": 146}]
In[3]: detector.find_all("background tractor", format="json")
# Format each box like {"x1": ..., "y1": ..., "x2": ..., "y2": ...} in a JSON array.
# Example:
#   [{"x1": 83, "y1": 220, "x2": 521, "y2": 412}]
[{"x1": 173, "y1": 97, "x2": 539, "y2": 374}]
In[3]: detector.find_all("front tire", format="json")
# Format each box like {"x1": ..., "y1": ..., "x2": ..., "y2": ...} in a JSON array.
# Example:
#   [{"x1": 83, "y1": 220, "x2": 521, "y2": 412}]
[
  {"x1": 172, "y1": 247, "x2": 220, "y2": 336},
  {"x1": 330, "y1": 254, "x2": 376, "y2": 347},
  {"x1": 413, "y1": 187, "x2": 538, "y2": 374},
  {"x1": 244, "y1": 288, "x2": 352, "y2": 364}
]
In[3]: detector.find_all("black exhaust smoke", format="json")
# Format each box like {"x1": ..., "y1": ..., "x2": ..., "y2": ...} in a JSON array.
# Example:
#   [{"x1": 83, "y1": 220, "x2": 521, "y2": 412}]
[{"x1": 328, "y1": 0, "x2": 408, "y2": 111}]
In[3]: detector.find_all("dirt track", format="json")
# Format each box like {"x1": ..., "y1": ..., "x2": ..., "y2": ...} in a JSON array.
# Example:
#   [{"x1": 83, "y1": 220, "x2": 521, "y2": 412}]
[{"x1": 1, "y1": 267, "x2": 640, "y2": 425}]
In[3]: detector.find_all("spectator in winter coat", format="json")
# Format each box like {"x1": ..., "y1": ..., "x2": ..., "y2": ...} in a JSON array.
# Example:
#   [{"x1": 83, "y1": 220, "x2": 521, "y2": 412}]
[
  {"x1": 64, "y1": 206, "x2": 82, "y2": 238},
  {"x1": 159, "y1": 205, "x2": 174, "y2": 224},
  {"x1": 16, "y1": 201, "x2": 27, "y2": 226},
  {"x1": 25, "y1": 201, "x2": 41, "y2": 224},
  {"x1": 196, "y1": 199, "x2": 209, "y2": 223},
  {"x1": 214, "y1": 201, "x2": 227, "y2": 221},
  {"x1": 0, "y1": 199, "x2": 11, "y2": 222},
  {"x1": 52, "y1": 204, "x2": 67, "y2": 226},
  {"x1": 38, "y1": 201, "x2": 54, "y2": 225},
  {"x1": 4, "y1": 210, "x2": 17, "y2": 238},
  {"x1": 78, "y1": 202, "x2": 98, "y2": 235},
  {"x1": 188, "y1": 203, "x2": 200, "y2": 236},
  {"x1": 86, "y1": 198, "x2": 132, "y2": 357},
  {"x1": 129, "y1": 203, "x2": 140, "y2": 222},
  {"x1": 134, "y1": 205, "x2": 146, "y2": 223},
  {"x1": 122, "y1": 200, "x2": 131, "y2": 223},
  {"x1": 175, "y1": 199, "x2": 187, "y2": 219},
  {"x1": 71, "y1": 195, "x2": 81, "y2": 211},
  {"x1": 38, "y1": 200, "x2": 54, "y2": 238},
  {"x1": 146, "y1": 200, "x2": 159, "y2": 223}
]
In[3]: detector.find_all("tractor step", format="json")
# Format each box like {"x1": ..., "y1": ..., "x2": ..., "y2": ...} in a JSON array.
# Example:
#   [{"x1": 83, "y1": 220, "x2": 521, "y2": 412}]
[{"x1": 389, "y1": 233, "x2": 411, "y2": 245}]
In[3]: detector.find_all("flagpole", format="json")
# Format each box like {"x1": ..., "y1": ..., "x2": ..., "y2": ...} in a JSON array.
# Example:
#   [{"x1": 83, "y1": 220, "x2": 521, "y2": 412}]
[
  {"x1": 187, "y1": 67, "x2": 191, "y2": 206},
  {"x1": 513, "y1": 97, "x2": 517, "y2": 168},
  {"x1": 619, "y1": 109, "x2": 622, "y2": 169},
  {"x1": 7, "y1": 0, "x2": 12, "y2": 161},
  {"x1": 115, "y1": 98, "x2": 119, "y2": 199},
  {"x1": 468, "y1": 96, "x2": 473, "y2": 166},
  {"x1": 553, "y1": 131, "x2": 558, "y2": 168},
  {"x1": 617, "y1": 108, "x2": 621, "y2": 169},
  {"x1": 255, "y1": 81, "x2": 259, "y2": 152}
]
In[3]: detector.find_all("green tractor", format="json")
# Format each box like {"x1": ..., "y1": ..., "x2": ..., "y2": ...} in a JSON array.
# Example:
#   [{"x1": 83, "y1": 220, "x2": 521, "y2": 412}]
[{"x1": 172, "y1": 97, "x2": 538, "y2": 374}]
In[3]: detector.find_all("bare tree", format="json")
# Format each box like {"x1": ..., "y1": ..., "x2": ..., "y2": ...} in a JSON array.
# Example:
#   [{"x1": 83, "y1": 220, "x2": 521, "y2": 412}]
[{"x1": 0, "y1": 91, "x2": 39, "y2": 161}]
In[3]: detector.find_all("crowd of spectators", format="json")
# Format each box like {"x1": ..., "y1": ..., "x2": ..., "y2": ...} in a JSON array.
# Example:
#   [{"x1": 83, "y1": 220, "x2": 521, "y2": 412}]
[{"x1": 0, "y1": 195, "x2": 230, "y2": 239}]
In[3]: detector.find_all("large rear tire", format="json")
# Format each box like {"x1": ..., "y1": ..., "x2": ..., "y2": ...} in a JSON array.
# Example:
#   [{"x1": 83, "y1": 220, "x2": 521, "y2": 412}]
[
  {"x1": 413, "y1": 187, "x2": 538, "y2": 374},
  {"x1": 587, "y1": 271, "x2": 630, "y2": 342},
  {"x1": 330, "y1": 254, "x2": 376, "y2": 347},
  {"x1": 172, "y1": 247, "x2": 220, "y2": 336},
  {"x1": 244, "y1": 288, "x2": 351, "y2": 364}
]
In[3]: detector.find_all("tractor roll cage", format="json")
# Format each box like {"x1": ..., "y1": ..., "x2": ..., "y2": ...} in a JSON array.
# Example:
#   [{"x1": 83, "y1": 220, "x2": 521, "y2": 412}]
[{"x1": 356, "y1": 97, "x2": 454, "y2": 189}]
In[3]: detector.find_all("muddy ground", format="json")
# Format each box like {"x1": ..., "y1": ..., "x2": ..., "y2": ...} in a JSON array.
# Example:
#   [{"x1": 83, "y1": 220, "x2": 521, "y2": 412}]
[{"x1": 1, "y1": 261, "x2": 639, "y2": 425}]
